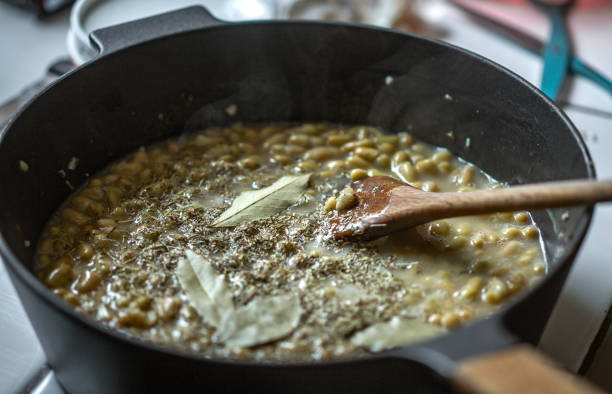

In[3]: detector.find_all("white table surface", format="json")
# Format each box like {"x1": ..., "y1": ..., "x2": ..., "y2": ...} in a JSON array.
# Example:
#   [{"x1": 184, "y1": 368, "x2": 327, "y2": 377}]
[{"x1": 1, "y1": 1, "x2": 611, "y2": 392}]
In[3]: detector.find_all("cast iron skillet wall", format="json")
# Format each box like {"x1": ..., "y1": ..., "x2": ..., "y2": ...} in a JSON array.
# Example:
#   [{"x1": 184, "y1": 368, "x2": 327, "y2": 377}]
[{"x1": 0, "y1": 7, "x2": 593, "y2": 394}]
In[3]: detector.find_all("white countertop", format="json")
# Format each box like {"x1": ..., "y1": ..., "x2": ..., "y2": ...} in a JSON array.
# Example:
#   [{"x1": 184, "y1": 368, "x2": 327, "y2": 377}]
[{"x1": 1, "y1": 1, "x2": 611, "y2": 392}]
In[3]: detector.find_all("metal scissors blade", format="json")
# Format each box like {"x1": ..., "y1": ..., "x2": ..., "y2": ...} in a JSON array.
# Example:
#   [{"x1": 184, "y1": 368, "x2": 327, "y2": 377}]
[{"x1": 448, "y1": 0, "x2": 612, "y2": 99}]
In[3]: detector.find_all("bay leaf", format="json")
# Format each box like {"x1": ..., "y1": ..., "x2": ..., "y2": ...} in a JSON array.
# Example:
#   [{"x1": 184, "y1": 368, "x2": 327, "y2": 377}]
[
  {"x1": 176, "y1": 250, "x2": 234, "y2": 327},
  {"x1": 350, "y1": 317, "x2": 445, "y2": 352},
  {"x1": 211, "y1": 173, "x2": 312, "y2": 227},
  {"x1": 215, "y1": 293, "x2": 302, "y2": 347}
]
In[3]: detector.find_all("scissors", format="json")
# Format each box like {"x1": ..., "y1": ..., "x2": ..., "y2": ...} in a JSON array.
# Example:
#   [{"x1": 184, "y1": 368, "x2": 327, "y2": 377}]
[{"x1": 448, "y1": 0, "x2": 612, "y2": 101}]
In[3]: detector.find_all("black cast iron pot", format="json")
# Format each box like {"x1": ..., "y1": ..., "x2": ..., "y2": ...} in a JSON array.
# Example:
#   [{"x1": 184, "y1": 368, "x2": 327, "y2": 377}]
[{"x1": 0, "y1": 7, "x2": 594, "y2": 394}]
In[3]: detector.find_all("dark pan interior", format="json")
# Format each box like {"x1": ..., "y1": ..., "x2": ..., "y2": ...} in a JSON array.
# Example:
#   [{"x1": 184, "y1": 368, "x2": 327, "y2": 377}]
[{"x1": 0, "y1": 21, "x2": 593, "y2": 393}]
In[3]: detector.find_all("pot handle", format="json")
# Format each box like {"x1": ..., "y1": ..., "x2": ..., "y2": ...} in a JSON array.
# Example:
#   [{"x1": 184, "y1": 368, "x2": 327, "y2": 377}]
[
  {"x1": 89, "y1": 6, "x2": 225, "y2": 58},
  {"x1": 452, "y1": 344, "x2": 604, "y2": 394},
  {"x1": 393, "y1": 320, "x2": 603, "y2": 393}
]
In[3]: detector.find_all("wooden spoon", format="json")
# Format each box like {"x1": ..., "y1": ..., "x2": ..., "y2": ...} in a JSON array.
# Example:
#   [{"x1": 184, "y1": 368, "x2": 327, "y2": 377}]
[{"x1": 330, "y1": 176, "x2": 612, "y2": 240}]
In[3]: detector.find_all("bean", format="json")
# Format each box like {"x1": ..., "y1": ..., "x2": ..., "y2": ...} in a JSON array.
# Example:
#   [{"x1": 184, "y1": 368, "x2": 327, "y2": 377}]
[
  {"x1": 438, "y1": 161, "x2": 452, "y2": 173},
  {"x1": 346, "y1": 155, "x2": 370, "y2": 169},
  {"x1": 448, "y1": 236, "x2": 468, "y2": 250},
  {"x1": 378, "y1": 142, "x2": 395, "y2": 155},
  {"x1": 415, "y1": 159, "x2": 438, "y2": 174},
  {"x1": 303, "y1": 147, "x2": 340, "y2": 162},
  {"x1": 457, "y1": 166, "x2": 474, "y2": 185},
  {"x1": 193, "y1": 135, "x2": 225, "y2": 148},
  {"x1": 486, "y1": 233, "x2": 500, "y2": 243},
  {"x1": 522, "y1": 226, "x2": 538, "y2": 239},
  {"x1": 118, "y1": 309, "x2": 156, "y2": 328},
  {"x1": 75, "y1": 270, "x2": 101, "y2": 293},
  {"x1": 502, "y1": 227, "x2": 521, "y2": 239},
  {"x1": 432, "y1": 150, "x2": 452, "y2": 163},
  {"x1": 264, "y1": 133, "x2": 287, "y2": 148},
  {"x1": 341, "y1": 139, "x2": 376, "y2": 152},
  {"x1": 72, "y1": 196, "x2": 93, "y2": 212},
  {"x1": 470, "y1": 233, "x2": 485, "y2": 248},
  {"x1": 297, "y1": 160, "x2": 318, "y2": 172},
  {"x1": 318, "y1": 170, "x2": 334, "y2": 178},
  {"x1": 310, "y1": 137, "x2": 325, "y2": 146},
  {"x1": 429, "y1": 221, "x2": 450, "y2": 236},
  {"x1": 260, "y1": 126, "x2": 281, "y2": 138},
  {"x1": 355, "y1": 147, "x2": 379, "y2": 162},
  {"x1": 412, "y1": 144, "x2": 430, "y2": 154},
  {"x1": 89, "y1": 179, "x2": 103, "y2": 187},
  {"x1": 411, "y1": 154, "x2": 425, "y2": 164},
  {"x1": 326, "y1": 160, "x2": 345, "y2": 171},
  {"x1": 242, "y1": 129, "x2": 259, "y2": 142},
  {"x1": 533, "y1": 264, "x2": 545, "y2": 274},
  {"x1": 497, "y1": 240, "x2": 521, "y2": 257},
  {"x1": 288, "y1": 134, "x2": 310, "y2": 148},
  {"x1": 392, "y1": 151, "x2": 410, "y2": 164},
  {"x1": 428, "y1": 314, "x2": 442, "y2": 325},
  {"x1": 105, "y1": 187, "x2": 123, "y2": 207},
  {"x1": 133, "y1": 295, "x2": 152, "y2": 311},
  {"x1": 271, "y1": 154, "x2": 291, "y2": 165},
  {"x1": 367, "y1": 169, "x2": 386, "y2": 177},
  {"x1": 517, "y1": 253, "x2": 533, "y2": 265},
  {"x1": 132, "y1": 150, "x2": 148, "y2": 163},
  {"x1": 270, "y1": 144, "x2": 286, "y2": 154},
  {"x1": 103, "y1": 174, "x2": 121, "y2": 184},
  {"x1": 458, "y1": 277, "x2": 483, "y2": 299},
  {"x1": 157, "y1": 297, "x2": 182, "y2": 321},
  {"x1": 239, "y1": 156, "x2": 261, "y2": 170},
  {"x1": 97, "y1": 218, "x2": 117, "y2": 229},
  {"x1": 61, "y1": 209, "x2": 90, "y2": 225},
  {"x1": 110, "y1": 207, "x2": 128, "y2": 218},
  {"x1": 455, "y1": 223, "x2": 472, "y2": 235},
  {"x1": 45, "y1": 263, "x2": 73, "y2": 288},
  {"x1": 375, "y1": 154, "x2": 391, "y2": 168},
  {"x1": 324, "y1": 197, "x2": 337, "y2": 211},
  {"x1": 327, "y1": 134, "x2": 353, "y2": 146},
  {"x1": 350, "y1": 169, "x2": 367, "y2": 181},
  {"x1": 76, "y1": 242, "x2": 94, "y2": 260},
  {"x1": 422, "y1": 181, "x2": 439, "y2": 192},
  {"x1": 513, "y1": 212, "x2": 529, "y2": 224},
  {"x1": 483, "y1": 278, "x2": 509, "y2": 304},
  {"x1": 285, "y1": 145, "x2": 306, "y2": 156},
  {"x1": 398, "y1": 162, "x2": 418, "y2": 181},
  {"x1": 498, "y1": 212, "x2": 514, "y2": 221},
  {"x1": 290, "y1": 123, "x2": 324, "y2": 136},
  {"x1": 507, "y1": 273, "x2": 526, "y2": 294},
  {"x1": 375, "y1": 135, "x2": 398, "y2": 146},
  {"x1": 237, "y1": 142, "x2": 256, "y2": 154},
  {"x1": 399, "y1": 133, "x2": 413, "y2": 147},
  {"x1": 441, "y1": 312, "x2": 461, "y2": 328},
  {"x1": 39, "y1": 238, "x2": 55, "y2": 255},
  {"x1": 335, "y1": 188, "x2": 357, "y2": 211}
]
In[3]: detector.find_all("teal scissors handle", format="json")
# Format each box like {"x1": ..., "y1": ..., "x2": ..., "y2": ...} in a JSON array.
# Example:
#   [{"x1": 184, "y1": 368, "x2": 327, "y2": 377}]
[
  {"x1": 571, "y1": 56, "x2": 612, "y2": 96},
  {"x1": 529, "y1": 0, "x2": 575, "y2": 100},
  {"x1": 540, "y1": 6, "x2": 571, "y2": 99}
]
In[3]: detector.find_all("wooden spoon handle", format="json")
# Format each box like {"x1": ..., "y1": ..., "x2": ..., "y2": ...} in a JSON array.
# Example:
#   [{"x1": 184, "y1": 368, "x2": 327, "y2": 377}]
[
  {"x1": 400, "y1": 179, "x2": 612, "y2": 219},
  {"x1": 453, "y1": 344, "x2": 605, "y2": 394}
]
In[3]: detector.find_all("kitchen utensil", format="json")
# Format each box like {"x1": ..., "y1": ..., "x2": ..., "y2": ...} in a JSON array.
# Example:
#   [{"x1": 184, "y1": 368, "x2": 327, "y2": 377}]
[
  {"x1": 448, "y1": 0, "x2": 612, "y2": 98},
  {"x1": 528, "y1": 0, "x2": 575, "y2": 99},
  {"x1": 330, "y1": 176, "x2": 612, "y2": 240}
]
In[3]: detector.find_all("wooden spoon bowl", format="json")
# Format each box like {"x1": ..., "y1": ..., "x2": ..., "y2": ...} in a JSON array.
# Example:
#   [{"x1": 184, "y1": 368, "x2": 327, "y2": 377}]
[{"x1": 330, "y1": 176, "x2": 612, "y2": 241}]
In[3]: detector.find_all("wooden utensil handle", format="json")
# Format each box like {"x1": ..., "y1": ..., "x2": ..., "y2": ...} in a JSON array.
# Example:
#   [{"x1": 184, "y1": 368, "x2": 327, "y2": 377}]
[
  {"x1": 453, "y1": 344, "x2": 605, "y2": 394},
  {"x1": 430, "y1": 179, "x2": 612, "y2": 218}
]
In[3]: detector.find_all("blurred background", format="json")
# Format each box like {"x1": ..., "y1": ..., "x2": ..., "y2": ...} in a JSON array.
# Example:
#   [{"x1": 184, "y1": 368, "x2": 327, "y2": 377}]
[{"x1": 1, "y1": 0, "x2": 611, "y2": 392}]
